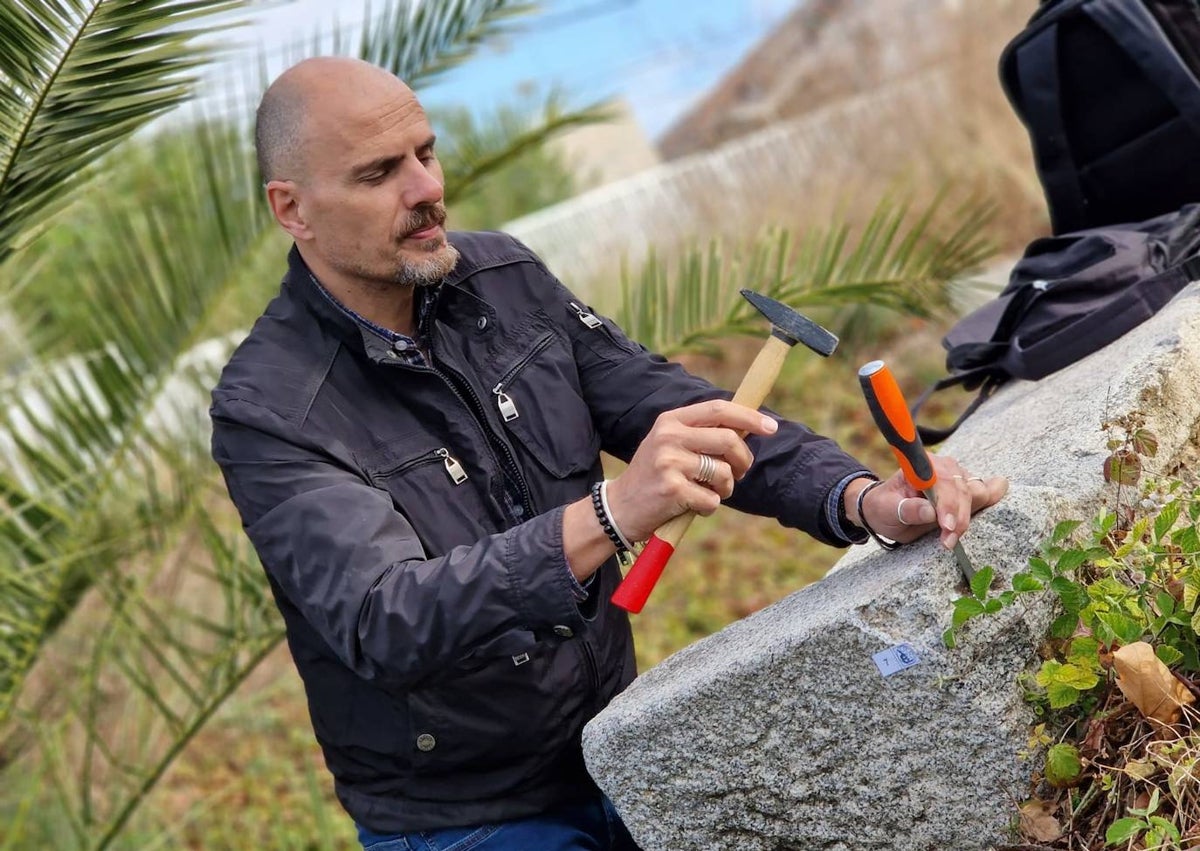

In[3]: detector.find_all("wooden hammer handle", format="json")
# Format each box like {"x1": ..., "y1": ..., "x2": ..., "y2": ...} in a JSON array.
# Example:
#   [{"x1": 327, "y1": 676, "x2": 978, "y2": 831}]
[{"x1": 610, "y1": 335, "x2": 793, "y2": 613}]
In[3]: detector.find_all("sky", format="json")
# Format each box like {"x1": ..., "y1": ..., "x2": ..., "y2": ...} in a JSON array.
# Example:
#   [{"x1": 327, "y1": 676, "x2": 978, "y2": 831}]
[{"x1": 209, "y1": 0, "x2": 800, "y2": 141}]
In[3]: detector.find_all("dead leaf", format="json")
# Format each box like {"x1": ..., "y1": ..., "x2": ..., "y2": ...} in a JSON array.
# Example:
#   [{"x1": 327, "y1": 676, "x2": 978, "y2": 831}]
[
  {"x1": 1125, "y1": 759, "x2": 1158, "y2": 781},
  {"x1": 1113, "y1": 642, "x2": 1195, "y2": 726},
  {"x1": 1080, "y1": 717, "x2": 1106, "y2": 756},
  {"x1": 1019, "y1": 799, "x2": 1062, "y2": 843}
]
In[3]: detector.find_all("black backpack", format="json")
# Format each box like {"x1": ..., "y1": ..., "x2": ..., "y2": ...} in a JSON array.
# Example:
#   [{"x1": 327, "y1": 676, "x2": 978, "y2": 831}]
[
  {"x1": 914, "y1": 205, "x2": 1200, "y2": 443},
  {"x1": 1001, "y1": 0, "x2": 1200, "y2": 234}
]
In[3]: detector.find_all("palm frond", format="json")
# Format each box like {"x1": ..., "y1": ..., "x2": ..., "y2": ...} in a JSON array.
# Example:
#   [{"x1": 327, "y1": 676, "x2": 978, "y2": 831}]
[
  {"x1": 0, "y1": 0, "x2": 252, "y2": 266},
  {"x1": 0, "y1": 115, "x2": 276, "y2": 728},
  {"x1": 612, "y1": 193, "x2": 997, "y2": 358},
  {"x1": 440, "y1": 91, "x2": 613, "y2": 207},
  {"x1": 357, "y1": 0, "x2": 536, "y2": 87}
]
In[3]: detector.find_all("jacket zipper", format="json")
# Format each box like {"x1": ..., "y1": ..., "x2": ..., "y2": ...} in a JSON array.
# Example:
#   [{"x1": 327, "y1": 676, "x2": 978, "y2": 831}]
[
  {"x1": 567, "y1": 301, "x2": 603, "y2": 329},
  {"x1": 491, "y1": 333, "x2": 555, "y2": 422},
  {"x1": 428, "y1": 358, "x2": 535, "y2": 517},
  {"x1": 379, "y1": 447, "x2": 468, "y2": 485}
]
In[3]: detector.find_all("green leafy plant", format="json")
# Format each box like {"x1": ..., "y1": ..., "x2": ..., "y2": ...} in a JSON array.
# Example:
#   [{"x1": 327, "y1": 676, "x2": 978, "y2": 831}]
[
  {"x1": 945, "y1": 414, "x2": 1200, "y2": 848},
  {"x1": 1105, "y1": 789, "x2": 1181, "y2": 848},
  {"x1": 945, "y1": 416, "x2": 1200, "y2": 704}
]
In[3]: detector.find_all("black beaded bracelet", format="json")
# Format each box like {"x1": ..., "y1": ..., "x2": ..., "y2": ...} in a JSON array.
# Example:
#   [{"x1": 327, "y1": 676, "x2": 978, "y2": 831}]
[
  {"x1": 855, "y1": 479, "x2": 901, "y2": 550},
  {"x1": 590, "y1": 481, "x2": 629, "y2": 553}
]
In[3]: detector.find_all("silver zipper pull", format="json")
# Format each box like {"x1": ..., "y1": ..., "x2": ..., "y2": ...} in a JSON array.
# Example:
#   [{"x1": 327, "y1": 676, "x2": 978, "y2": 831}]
[
  {"x1": 435, "y1": 448, "x2": 468, "y2": 485},
  {"x1": 568, "y1": 301, "x2": 603, "y2": 329},
  {"x1": 493, "y1": 383, "x2": 520, "y2": 421}
]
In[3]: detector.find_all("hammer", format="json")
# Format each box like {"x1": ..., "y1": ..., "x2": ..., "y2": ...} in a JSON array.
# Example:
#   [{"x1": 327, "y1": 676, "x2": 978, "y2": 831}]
[{"x1": 610, "y1": 289, "x2": 839, "y2": 613}]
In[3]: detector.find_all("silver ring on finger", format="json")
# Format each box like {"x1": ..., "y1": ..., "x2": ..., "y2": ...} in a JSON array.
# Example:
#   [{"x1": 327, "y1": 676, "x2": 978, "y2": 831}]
[
  {"x1": 896, "y1": 498, "x2": 913, "y2": 526},
  {"x1": 695, "y1": 453, "x2": 717, "y2": 484}
]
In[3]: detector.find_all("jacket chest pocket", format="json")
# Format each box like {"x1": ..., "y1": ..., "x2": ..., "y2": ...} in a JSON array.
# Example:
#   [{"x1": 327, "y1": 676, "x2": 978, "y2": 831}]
[
  {"x1": 359, "y1": 441, "x2": 496, "y2": 550},
  {"x1": 487, "y1": 332, "x2": 600, "y2": 479}
]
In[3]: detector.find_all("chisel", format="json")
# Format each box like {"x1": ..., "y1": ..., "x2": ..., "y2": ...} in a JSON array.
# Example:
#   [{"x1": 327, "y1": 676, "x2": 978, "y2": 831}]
[{"x1": 858, "y1": 360, "x2": 976, "y2": 583}]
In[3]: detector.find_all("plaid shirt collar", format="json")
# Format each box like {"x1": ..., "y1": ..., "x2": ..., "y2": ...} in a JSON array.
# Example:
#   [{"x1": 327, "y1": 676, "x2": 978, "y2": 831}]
[{"x1": 308, "y1": 273, "x2": 440, "y2": 366}]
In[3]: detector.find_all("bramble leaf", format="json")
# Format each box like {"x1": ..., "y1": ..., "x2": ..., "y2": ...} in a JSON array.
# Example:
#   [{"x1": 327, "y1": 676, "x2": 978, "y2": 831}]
[
  {"x1": 1028, "y1": 557, "x2": 1052, "y2": 583},
  {"x1": 1056, "y1": 549, "x2": 1090, "y2": 574},
  {"x1": 1067, "y1": 637, "x2": 1101, "y2": 669},
  {"x1": 1052, "y1": 520, "x2": 1082, "y2": 543},
  {"x1": 952, "y1": 596, "x2": 986, "y2": 628},
  {"x1": 1155, "y1": 591, "x2": 1176, "y2": 618},
  {"x1": 1174, "y1": 524, "x2": 1200, "y2": 555},
  {"x1": 1097, "y1": 611, "x2": 1143, "y2": 645},
  {"x1": 1050, "y1": 612, "x2": 1079, "y2": 640},
  {"x1": 1046, "y1": 681, "x2": 1081, "y2": 709},
  {"x1": 1013, "y1": 572, "x2": 1044, "y2": 593},
  {"x1": 1154, "y1": 500, "x2": 1181, "y2": 543},
  {"x1": 1050, "y1": 577, "x2": 1089, "y2": 613},
  {"x1": 1044, "y1": 743, "x2": 1082, "y2": 787},
  {"x1": 1104, "y1": 450, "x2": 1142, "y2": 486},
  {"x1": 1156, "y1": 644, "x2": 1184, "y2": 667},
  {"x1": 1105, "y1": 817, "x2": 1145, "y2": 844},
  {"x1": 1132, "y1": 429, "x2": 1159, "y2": 458},
  {"x1": 970, "y1": 565, "x2": 994, "y2": 601}
]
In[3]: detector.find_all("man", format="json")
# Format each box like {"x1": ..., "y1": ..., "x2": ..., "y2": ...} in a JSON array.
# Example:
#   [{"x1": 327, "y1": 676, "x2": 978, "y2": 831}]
[{"x1": 210, "y1": 57, "x2": 1006, "y2": 850}]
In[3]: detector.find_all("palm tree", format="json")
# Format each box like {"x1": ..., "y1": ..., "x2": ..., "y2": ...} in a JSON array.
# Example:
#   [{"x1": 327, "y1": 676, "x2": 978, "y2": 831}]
[
  {"x1": 0, "y1": 1, "x2": 996, "y2": 847},
  {"x1": 0, "y1": 2, "x2": 608, "y2": 847}
]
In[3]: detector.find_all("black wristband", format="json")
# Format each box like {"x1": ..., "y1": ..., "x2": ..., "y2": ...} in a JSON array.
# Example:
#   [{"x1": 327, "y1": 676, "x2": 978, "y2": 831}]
[
  {"x1": 590, "y1": 481, "x2": 629, "y2": 553},
  {"x1": 856, "y1": 479, "x2": 901, "y2": 550}
]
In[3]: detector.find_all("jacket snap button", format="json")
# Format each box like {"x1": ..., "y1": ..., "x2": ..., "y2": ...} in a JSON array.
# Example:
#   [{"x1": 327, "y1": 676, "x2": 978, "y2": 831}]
[
  {"x1": 476, "y1": 316, "x2": 488, "y2": 330},
  {"x1": 416, "y1": 733, "x2": 436, "y2": 752},
  {"x1": 552, "y1": 625, "x2": 573, "y2": 638}
]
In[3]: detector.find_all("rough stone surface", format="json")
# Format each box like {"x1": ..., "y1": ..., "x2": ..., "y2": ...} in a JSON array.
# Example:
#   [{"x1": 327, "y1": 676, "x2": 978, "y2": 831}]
[{"x1": 583, "y1": 285, "x2": 1200, "y2": 850}]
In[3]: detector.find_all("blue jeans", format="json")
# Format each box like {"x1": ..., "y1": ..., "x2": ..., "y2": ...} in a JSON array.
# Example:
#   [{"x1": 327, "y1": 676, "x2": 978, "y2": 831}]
[{"x1": 356, "y1": 796, "x2": 641, "y2": 851}]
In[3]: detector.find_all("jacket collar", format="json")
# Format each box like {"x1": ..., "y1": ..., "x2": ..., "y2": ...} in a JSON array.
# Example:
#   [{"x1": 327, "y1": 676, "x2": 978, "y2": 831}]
[{"x1": 283, "y1": 240, "x2": 499, "y2": 363}]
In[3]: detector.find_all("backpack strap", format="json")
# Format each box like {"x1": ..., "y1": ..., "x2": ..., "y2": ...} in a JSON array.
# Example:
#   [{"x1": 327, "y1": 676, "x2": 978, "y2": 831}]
[
  {"x1": 911, "y1": 371, "x2": 1003, "y2": 446},
  {"x1": 1014, "y1": 19, "x2": 1089, "y2": 233},
  {"x1": 1085, "y1": 0, "x2": 1200, "y2": 138}
]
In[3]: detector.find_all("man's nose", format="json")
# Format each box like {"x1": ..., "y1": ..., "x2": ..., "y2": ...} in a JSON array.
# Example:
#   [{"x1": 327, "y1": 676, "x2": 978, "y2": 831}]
[{"x1": 403, "y1": 160, "x2": 443, "y2": 208}]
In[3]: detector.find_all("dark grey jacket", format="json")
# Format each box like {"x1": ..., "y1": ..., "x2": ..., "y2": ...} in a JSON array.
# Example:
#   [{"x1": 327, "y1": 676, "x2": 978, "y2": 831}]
[{"x1": 209, "y1": 231, "x2": 869, "y2": 832}]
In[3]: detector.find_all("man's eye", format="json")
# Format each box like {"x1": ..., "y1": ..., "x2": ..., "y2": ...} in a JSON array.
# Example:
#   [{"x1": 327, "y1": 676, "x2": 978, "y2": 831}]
[{"x1": 360, "y1": 172, "x2": 385, "y2": 184}]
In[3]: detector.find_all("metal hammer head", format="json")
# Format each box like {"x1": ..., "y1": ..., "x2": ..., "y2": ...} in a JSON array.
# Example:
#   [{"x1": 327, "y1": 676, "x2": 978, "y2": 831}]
[{"x1": 740, "y1": 289, "x2": 838, "y2": 356}]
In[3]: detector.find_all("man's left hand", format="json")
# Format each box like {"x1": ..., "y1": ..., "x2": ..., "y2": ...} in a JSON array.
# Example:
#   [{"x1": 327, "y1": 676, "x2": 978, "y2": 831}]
[{"x1": 846, "y1": 457, "x2": 1008, "y2": 550}]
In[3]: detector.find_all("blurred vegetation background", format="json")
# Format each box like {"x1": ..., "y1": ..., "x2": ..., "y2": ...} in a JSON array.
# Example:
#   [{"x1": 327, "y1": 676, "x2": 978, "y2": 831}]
[{"x1": 0, "y1": 0, "x2": 1040, "y2": 847}]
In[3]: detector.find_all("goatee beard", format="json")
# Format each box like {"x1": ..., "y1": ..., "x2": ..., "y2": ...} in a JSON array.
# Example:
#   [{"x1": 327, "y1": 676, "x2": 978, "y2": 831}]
[{"x1": 396, "y1": 241, "x2": 459, "y2": 288}]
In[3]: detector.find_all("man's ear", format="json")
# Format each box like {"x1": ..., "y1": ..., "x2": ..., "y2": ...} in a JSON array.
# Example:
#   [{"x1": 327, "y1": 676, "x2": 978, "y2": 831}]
[{"x1": 266, "y1": 180, "x2": 311, "y2": 241}]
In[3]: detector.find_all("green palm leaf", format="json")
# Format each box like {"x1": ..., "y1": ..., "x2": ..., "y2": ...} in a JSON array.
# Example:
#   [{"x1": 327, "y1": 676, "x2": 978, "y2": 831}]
[
  {"x1": 613, "y1": 193, "x2": 996, "y2": 358},
  {"x1": 357, "y1": 0, "x2": 536, "y2": 87},
  {"x1": 0, "y1": 2, "x2": 611, "y2": 844},
  {"x1": 439, "y1": 91, "x2": 612, "y2": 207},
  {"x1": 0, "y1": 0, "x2": 250, "y2": 266}
]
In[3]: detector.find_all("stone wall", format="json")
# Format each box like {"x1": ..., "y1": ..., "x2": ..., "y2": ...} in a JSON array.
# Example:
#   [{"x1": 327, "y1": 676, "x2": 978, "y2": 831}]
[{"x1": 582, "y1": 285, "x2": 1200, "y2": 850}]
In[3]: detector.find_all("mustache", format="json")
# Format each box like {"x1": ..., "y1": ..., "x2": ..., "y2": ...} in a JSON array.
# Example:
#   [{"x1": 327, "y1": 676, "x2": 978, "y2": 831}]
[{"x1": 399, "y1": 204, "x2": 447, "y2": 238}]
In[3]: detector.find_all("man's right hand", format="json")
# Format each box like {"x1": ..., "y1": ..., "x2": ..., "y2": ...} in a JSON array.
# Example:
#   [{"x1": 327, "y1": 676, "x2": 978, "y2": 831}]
[{"x1": 604, "y1": 399, "x2": 779, "y2": 543}]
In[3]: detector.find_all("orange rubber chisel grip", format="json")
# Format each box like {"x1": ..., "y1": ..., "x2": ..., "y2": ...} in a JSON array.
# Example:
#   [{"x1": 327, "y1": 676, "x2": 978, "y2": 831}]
[{"x1": 858, "y1": 360, "x2": 936, "y2": 491}]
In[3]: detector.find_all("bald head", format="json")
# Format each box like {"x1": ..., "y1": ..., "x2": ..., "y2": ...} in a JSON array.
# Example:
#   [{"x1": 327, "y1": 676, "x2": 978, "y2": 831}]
[{"x1": 255, "y1": 57, "x2": 416, "y2": 184}]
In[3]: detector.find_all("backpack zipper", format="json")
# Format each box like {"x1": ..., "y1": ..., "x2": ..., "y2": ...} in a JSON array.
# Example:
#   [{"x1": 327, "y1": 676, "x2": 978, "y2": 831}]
[{"x1": 491, "y1": 333, "x2": 555, "y2": 422}]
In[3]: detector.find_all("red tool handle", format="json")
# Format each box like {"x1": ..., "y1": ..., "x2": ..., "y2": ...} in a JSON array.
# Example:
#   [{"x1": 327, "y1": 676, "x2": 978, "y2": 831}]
[{"x1": 857, "y1": 360, "x2": 936, "y2": 491}]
